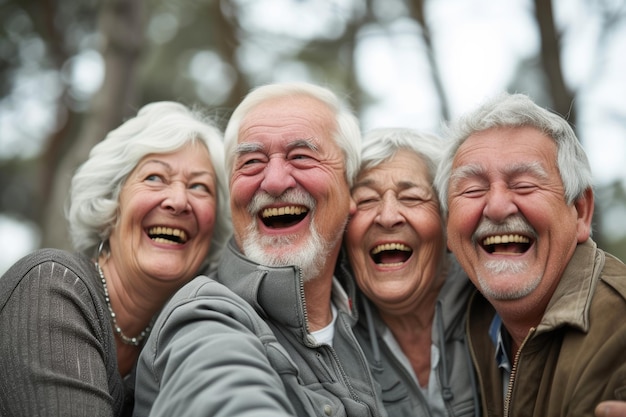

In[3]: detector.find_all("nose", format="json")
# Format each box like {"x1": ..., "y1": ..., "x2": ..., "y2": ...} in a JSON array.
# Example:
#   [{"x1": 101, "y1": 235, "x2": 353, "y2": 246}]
[
  {"x1": 162, "y1": 182, "x2": 191, "y2": 214},
  {"x1": 375, "y1": 192, "x2": 405, "y2": 229},
  {"x1": 260, "y1": 156, "x2": 296, "y2": 196},
  {"x1": 483, "y1": 184, "x2": 518, "y2": 222}
]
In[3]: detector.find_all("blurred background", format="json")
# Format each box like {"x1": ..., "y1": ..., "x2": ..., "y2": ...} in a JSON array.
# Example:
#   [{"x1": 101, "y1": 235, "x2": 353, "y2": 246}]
[{"x1": 1, "y1": 0, "x2": 626, "y2": 274}]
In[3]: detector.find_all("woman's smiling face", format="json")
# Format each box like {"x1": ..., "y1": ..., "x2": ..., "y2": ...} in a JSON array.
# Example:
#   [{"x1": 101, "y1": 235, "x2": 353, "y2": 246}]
[
  {"x1": 346, "y1": 149, "x2": 445, "y2": 313},
  {"x1": 108, "y1": 141, "x2": 218, "y2": 285}
]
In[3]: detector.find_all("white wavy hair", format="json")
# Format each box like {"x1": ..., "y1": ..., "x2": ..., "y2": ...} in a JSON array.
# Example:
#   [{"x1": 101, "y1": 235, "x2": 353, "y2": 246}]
[{"x1": 67, "y1": 101, "x2": 232, "y2": 264}]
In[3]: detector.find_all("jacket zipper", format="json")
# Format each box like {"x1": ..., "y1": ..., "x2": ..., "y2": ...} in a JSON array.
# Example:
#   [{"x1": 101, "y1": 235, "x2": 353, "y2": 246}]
[
  {"x1": 297, "y1": 267, "x2": 310, "y2": 334},
  {"x1": 503, "y1": 328, "x2": 535, "y2": 417},
  {"x1": 311, "y1": 269, "x2": 384, "y2": 417}
]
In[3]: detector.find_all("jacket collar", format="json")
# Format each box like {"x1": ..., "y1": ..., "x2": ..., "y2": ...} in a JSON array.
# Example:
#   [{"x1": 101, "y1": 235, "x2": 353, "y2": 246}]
[
  {"x1": 216, "y1": 237, "x2": 359, "y2": 331},
  {"x1": 537, "y1": 239, "x2": 603, "y2": 334}
]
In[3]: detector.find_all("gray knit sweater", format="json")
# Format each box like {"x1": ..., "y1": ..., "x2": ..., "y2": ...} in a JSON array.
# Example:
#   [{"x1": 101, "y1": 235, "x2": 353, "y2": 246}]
[{"x1": 0, "y1": 248, "x2": 131, "y2": 416}]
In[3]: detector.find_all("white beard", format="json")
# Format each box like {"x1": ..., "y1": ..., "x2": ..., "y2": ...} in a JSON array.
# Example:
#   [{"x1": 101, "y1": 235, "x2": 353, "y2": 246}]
[
  {"x1": 241, "y1": 189, "x2": 341, "y2": 282},
  {"x1": 243, "y1": 221, "x2": 329, "y2": 282},
  {"x1": 478, "y1": 259, "x2": 541, "y2": 300}
]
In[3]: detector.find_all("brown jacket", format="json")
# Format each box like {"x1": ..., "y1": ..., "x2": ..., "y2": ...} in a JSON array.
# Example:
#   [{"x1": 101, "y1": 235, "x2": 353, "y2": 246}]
[{"x1": 467, "y1": 239, "x2": 626, "y2": 417}]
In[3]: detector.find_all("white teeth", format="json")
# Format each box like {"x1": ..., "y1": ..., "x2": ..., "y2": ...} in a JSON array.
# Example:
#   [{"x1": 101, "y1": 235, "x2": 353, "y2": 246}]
[
  {"x1": 482, "y1": 234, "x2": 530, "y2": 246},
  {"x1": 152, "y1": 237, "x2": 175, "y2": 244},
  {"x1": 371, "y1": 242, "x2": 411, "y2": 255},
  {"x1": 379, "y1": 262, "x2": 404, "y2": 267},
  {"x1": 262, "y1": 206, "x2": 308, "y2": 218},
  {"x1": 148, "y1": 226, "x2": 188, "y2": 243}
]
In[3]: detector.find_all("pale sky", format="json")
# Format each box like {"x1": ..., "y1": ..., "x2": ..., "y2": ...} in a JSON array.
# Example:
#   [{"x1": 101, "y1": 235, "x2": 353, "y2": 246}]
[{"x1": 1, "y1": 0, "x2": 625, "y2": 274}]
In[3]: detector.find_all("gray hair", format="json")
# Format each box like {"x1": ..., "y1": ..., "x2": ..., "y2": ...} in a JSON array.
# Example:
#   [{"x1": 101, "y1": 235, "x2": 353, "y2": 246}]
[
  {"x1": 361, "y1": 127, "x2": 443, "y2": 192},
  {"x1": 223, "y1": 82, "x2": 362, "y2": 187},
  {"x1": 67, "y1": 101, "x2": 232, "y2": 264},
  {"x1": 434, "y1": 92, "x2": 593, "y2": 216}
]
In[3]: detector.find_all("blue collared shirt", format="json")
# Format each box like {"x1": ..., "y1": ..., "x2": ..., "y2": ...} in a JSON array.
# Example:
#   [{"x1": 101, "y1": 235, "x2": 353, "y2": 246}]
[{"x1": 489, "y1": 313, "x2": 512, "y2": 396}]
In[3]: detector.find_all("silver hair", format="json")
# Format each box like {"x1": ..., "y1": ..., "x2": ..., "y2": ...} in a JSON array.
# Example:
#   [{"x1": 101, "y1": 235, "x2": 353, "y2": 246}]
[
  {"x1": 361, "y1": 127, "x2": 444, "y2": 192},
  {"x1": 223, "y1": 81, "x2": 362, "y2": 187},
  {"x1": 67, "y1": 101, "x2": 232, "y2": 264},
  {"x1": 434, "y1": 92, "x2": 593, "y2": 216}
]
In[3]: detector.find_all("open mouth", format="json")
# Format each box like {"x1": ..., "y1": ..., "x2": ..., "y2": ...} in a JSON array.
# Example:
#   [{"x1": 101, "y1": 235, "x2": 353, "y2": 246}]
[
  {"x1": 147, "y1": 226, "x2": 188, "y2": 244},
  {"x1": 481, "y1": 234, "x2": 531, "y2": 255},
  {"x1": 261, "y1": 205, "x2": 309, "y2": 228},
  {"x1": 370, "y1": 242, "x2": 413, "y2": 266}
]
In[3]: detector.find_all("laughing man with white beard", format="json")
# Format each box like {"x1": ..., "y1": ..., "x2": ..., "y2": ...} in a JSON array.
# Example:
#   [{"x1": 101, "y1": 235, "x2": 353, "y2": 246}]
[{"x1": 133, "y1": 82, "x2": 386, "y2": 417}]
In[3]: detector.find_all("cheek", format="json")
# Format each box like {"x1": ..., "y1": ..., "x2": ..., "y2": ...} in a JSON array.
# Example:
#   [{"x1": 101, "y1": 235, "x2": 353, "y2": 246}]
[
  {"x1": 445, "y1": 218, "x2": 464, "y2": 254},
  {"x1": 118, "y1": 196, "x2": 145, "y2": 234},
  {"x1": 230, "y1": 177, "x2": 259, "y2": 210},
  {"x1": 348, "y1": 251, "x2": 373, "y2": 295},
  {"x1": 447, "y1": 199, "x2": 477, "y2": 233},
  {"x1": 415, "y1": 211, "x2": 444, "y2": 240},
  {"x1": 345, "y1": 212, "x2": 368, "y2": 243},
  {"x1": 197, "y1": 201, "x2": 218, "y2": 235},
  {"x1": 314, "y1": 196, "x2": 351, "y2": 233}
]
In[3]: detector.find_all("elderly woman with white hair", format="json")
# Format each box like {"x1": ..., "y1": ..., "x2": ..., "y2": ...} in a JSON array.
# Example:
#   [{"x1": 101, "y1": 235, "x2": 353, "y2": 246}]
[
  {"x1": 0, "y1": 102, "x2": 231, "y2": 416},
  {"x1": 346, "y1": 127, "x2": 480, "y2": 417}
]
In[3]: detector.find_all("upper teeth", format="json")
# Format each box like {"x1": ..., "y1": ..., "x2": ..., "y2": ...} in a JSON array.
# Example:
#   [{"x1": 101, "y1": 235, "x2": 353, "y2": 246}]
[
  {"x1": 483, "y1": 234, "x2": 529, "y2": 245},
  {"x1": 262, "y1": 206, "x2": 308, "y2": 218},
  {"x1": 148, "y1": 226, "x2": 187, "y2": 242},
  {"x1": 371, "y1": 242, "x2": 411, "y2": 255}
]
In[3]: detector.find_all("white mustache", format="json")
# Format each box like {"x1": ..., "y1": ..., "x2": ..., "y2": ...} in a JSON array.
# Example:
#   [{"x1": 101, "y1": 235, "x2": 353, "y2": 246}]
[
  {"x1": 473, "y1": 215, "x2": 537, "y2": 244},
  {"x1": 248, "y1": 189, "x2": 315, "y2": 215}
]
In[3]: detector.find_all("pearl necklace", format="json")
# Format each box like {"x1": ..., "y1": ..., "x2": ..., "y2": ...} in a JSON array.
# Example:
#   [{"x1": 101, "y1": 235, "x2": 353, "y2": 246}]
[{"x1": 95, "y1": 261, "x2": 153, "y2": 346}]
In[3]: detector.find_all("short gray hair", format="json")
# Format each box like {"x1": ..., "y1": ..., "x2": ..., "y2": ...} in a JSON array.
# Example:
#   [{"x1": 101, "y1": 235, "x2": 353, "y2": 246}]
[
  {"x1": 434, "y1": 92, "x2": 593, "y2": 216},
  {"x1": 67, "y1": 101, "x2": 231, "y2": 264},
  {"x1": 361, "y1": 127, "x2": 443, "y2": 191}
]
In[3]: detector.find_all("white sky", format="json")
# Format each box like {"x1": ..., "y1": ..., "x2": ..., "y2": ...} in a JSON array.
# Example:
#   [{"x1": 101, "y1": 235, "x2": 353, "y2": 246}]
[{"x1": 1, "y1": 0, "x2": 625, "y2": 274}]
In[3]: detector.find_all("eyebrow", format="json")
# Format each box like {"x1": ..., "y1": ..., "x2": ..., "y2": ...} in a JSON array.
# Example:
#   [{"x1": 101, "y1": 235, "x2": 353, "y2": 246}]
[
  {"x1": 234, "y1": 138, "x2": 319, "y2": 156},
  {"x1": 450, "y1": 161, "x2": 548, "y2": 185},
  {"x1": 235, "y1": 142, "x2": 264, "y2": 156},
  {"x1": 352, "y1": 178, "x2": 427, "y2": 192},
  {"x1": 139, "y1": 159, "x2": 215, "y2": 178},
  {"x1": 449, "y1": 163, "x2": 485, "y2": 185},
  {"x1": 286, "y1": 138, "x2": 318, "y2": 152}
]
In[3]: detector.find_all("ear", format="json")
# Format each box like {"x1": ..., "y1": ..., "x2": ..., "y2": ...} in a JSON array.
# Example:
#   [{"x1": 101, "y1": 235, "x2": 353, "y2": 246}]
[{"x1": 574, "y1": 187, "x2": 594, "y2": 243}]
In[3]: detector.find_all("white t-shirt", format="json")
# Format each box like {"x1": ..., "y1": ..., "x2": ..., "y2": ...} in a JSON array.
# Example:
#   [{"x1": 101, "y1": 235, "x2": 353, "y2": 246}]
[{"x1": 310, "y1": 303, "x2": 338, "y2": 346}]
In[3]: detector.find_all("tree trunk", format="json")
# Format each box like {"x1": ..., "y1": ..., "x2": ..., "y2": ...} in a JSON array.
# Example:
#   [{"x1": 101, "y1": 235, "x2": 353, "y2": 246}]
[
  {"x1": 533, "y1": 0, "x2": 576, "y2": 124},
  {"x1": 41, "y1": 0, "x2": 145, "y2": 250}
]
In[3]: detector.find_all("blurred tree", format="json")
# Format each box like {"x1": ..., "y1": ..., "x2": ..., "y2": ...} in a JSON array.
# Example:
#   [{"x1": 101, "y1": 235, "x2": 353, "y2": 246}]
[
  {"x1": 42, "y1": 0, "x2": 145, "y2": 249},
  {"x1": 534, "y1": 0, "x2": 576, "y2": 124},
  {"x1": 1, "y1": 0, "x2": 625, "y2": 263}
]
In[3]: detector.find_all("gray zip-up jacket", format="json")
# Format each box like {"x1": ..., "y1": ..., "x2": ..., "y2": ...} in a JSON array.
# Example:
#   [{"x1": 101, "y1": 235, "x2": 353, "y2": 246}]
[
  {"x1": 133, "y1": 238, "x2": 386, "y2": 417},
  {"x1": 354, "y1": 255, "x2": 480, "y2": 417}
]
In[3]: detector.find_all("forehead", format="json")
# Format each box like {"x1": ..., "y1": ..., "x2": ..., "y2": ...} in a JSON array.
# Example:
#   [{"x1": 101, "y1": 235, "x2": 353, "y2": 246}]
[
  {"x1": 238, "y1": 95, "x2": 336, "y2": 148},
  {"x1": 454, "y1": 126, "x2": 557, "y2": 169},
  {"x1": 357, "y1": 149, "x2": 432, "y2": 188}
]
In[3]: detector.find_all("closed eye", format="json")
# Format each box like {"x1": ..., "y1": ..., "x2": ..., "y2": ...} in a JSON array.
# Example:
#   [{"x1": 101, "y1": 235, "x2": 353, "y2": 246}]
[
  {"x1": 512, "y1": 183, "x2": 538, "y2": 194},
  {"x1": 400, "y1": 196, "x2": 426, "y2": 205},
  {"x1": 461, "y1": 187, "x2": 487, "y2": 197}
]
